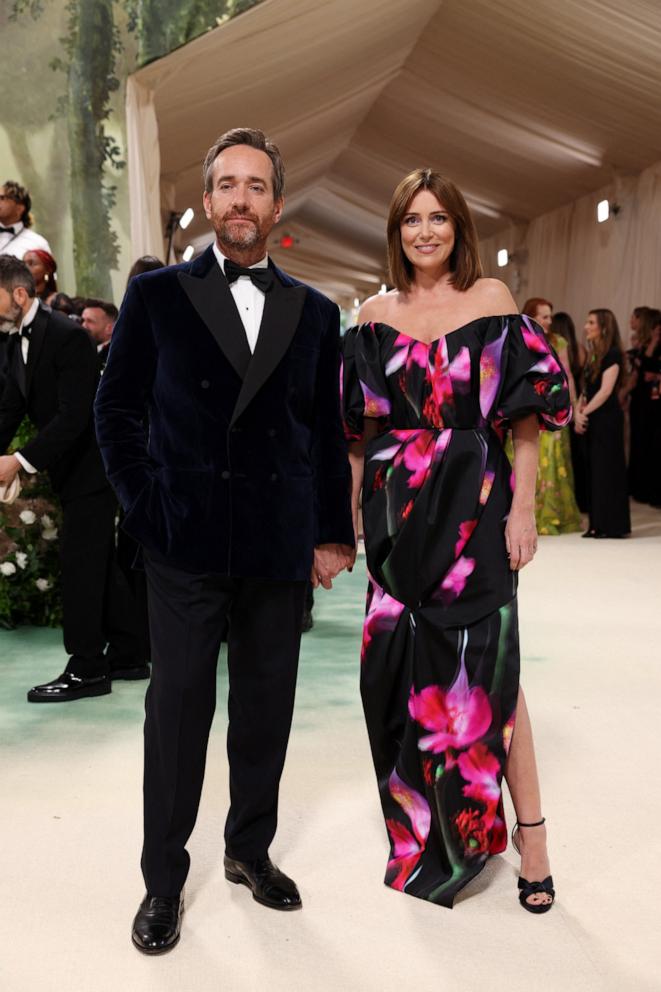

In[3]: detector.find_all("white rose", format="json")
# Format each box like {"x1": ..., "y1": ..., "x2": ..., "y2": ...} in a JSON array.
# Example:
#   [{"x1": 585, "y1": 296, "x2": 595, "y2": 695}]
[
  {"x1": 35, "y1": 578, "x2": 51, "y2": 591},
  {"x1": 19, "y1": 510, "x2": 37, "y2": 525},
  {"x1": 42, "y1": 528, "x2": 58, "y2": 541},
  {"x1": 0, "y1": 561, "x2": 17, "y2": 576},
  {"x1": 15, "y1": 552, "x2": 28, "y2": 569},
  {"x1": 40, "y1": 514, "x2": 53, "y2": 528}
]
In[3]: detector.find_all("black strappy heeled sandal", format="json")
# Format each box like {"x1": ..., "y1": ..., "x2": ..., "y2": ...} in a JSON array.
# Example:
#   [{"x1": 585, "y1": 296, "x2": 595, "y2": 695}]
[{"x1": 511, "y1": 817, "x2": 555, "y2": 915}]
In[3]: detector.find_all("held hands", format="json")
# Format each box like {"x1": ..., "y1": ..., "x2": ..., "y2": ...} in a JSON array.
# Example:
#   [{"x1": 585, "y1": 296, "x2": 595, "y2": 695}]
[
  {"x1": 310, "y1": 543, "x2": 356, "y2": 590},
  {"x1": 505, "y1": 506, "x2": 538, "y2": 571},
  {"x1": 0, "y1": 454, "x2": 20, "y2": 486},
  {"x1": 573, "y1": 402, "x2": 588, "y2": 435}
]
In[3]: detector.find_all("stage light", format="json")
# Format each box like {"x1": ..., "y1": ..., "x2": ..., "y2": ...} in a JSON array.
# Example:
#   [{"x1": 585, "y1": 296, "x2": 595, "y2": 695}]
[
  {"x1": 353, "y1": 297, "x2": 360, "y2": 308},
  {"x1": 280, "y1": 234, "x2": 295, "y2": 248},
  {"x1": 179, "y1": 208, "x2": 194, "y2": 230},
  {"x1": 597, "y1": 199, "x2": 609, "y2": 223},
  {"x1": 378, "y1": 283, "x2": 387, "y2": 295},
  {"x1": 182, "y1": 245, "x2": 194, "y2": 261},
  {"x1": 497, "y1": 249, "x2": 509, "y2": 267}
]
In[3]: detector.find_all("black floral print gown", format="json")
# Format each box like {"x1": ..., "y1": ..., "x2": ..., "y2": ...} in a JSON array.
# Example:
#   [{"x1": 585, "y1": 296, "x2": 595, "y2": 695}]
[{"x1": 341, "y1": 315, "x2": 570, "y2": 908}]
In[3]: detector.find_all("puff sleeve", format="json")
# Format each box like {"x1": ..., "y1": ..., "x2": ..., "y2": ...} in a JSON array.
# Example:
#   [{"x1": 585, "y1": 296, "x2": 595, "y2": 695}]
[
  {"x1": 486, "y1": 315, "x2": 572, "y2": 431},
  {"x1": 340, "y1": 324, "x2": 392, "y2": 441}
]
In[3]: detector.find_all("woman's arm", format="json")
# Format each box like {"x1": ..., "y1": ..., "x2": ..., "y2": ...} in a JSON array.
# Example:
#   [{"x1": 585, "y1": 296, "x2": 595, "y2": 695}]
[
  {"x1": 582, "y1": 364, "x2": 619, "y2": 416},
  {"x1": 505, "y1": 413, "x2": 539, "y2": 571},
  {"x1": 348, "y1": 420, "x2": 379, "y2": 540}
]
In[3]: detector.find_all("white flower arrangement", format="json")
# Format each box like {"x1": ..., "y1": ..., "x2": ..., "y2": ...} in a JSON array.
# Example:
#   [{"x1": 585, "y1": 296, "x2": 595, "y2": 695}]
[
  {"x1": 0, "y1": 561, "x2": 17, "y2": 576},
  {"x1": 35, "y1": 578, "x2": 51, "y2": 592},
  {"x1": 40, "y1": 514, "x2": 54, "y2": 528},
  {"x1": 19, "y1": 510, "x2": 36, "y2": 525},
  {"x1": 15, "y1": 552, "x2": 28, "y2": 569},
  {"x1": 41, "y1": 527, "x2": 58, "y2": 542}
]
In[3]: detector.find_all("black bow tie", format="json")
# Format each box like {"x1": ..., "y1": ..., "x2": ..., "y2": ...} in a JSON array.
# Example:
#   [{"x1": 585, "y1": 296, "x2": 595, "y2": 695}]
[
  {"x1": 0, "y1": 225, "x2": 16, "y2": 235},
  {"x1": 21, "y1": 324, "x2": 32, "y2": 340},
  {"x1": 224, "y1": 259, "x2": 273, "y2": 292}
]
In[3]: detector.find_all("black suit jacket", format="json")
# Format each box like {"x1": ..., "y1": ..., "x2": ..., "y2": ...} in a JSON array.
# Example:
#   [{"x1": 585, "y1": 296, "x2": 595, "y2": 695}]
[
  {"x1": 94, "y1": 246, "x2": 354, "y2": 580},
  {"x1": 0, "y1": 304, "x2": 109, "y2": 500}
]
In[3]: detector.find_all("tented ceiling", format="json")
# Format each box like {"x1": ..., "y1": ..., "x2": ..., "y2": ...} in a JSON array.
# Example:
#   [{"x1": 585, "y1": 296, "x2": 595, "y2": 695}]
[{"x1": 132, "y1": 0, "x2": 661, "y2": 304}]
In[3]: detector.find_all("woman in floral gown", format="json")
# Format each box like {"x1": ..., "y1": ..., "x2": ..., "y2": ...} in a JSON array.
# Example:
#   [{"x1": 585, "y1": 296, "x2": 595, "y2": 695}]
[{"x1": 342, "y1": 170, "x2": 569, "y2": 912}]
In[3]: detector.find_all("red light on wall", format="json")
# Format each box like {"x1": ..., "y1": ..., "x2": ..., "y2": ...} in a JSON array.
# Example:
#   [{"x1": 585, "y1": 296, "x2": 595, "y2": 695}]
[{"x1": 280, "y1": 234, "x2": 295, "y2": 249}]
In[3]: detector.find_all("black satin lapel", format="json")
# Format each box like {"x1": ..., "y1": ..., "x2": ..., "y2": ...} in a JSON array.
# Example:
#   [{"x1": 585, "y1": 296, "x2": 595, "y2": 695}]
[
  {"x1": 231, "y1": 281, "x2": 307, "y2": 426},
  {"x1": 177, "y1": 264, "x2": 252, "y2": 380},
  {"x1": 25, "y1": 307, "x2": 48, "y2": 395}
]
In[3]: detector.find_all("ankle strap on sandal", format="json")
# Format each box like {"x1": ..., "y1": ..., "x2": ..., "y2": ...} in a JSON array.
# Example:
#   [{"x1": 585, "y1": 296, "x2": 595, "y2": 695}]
[{"x1": 515, "y1": 817, "x2": 546, "y2": 828}]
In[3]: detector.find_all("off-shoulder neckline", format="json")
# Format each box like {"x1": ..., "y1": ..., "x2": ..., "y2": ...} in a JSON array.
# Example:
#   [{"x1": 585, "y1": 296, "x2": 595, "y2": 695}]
[{"x1": 349, "y1": 313, "x2": 523, "y2": 347}]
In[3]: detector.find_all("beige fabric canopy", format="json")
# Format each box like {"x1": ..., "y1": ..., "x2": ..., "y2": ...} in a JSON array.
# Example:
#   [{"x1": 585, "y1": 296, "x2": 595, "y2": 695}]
[{"x1": 127, "y1": 0, "x2": 661, "y2": 312}]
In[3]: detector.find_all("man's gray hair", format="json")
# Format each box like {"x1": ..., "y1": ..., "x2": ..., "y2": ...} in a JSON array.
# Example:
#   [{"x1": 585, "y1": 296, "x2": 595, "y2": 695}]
[
  {"x1": 0, "y1": 255, "x2": 36, "y2": 297},
  {"x1": 202, "y1": 127, "x2": 285, "y2": 200}
]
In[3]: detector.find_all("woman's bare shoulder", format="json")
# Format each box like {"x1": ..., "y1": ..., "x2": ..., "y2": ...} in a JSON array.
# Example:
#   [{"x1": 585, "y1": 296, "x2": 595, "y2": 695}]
[
  {"x1": 357, "y1": 291, "x2": 399, "y2": 324},
  {"x1": 470, "y1": 277, "x2": 518, "y2": 315}
]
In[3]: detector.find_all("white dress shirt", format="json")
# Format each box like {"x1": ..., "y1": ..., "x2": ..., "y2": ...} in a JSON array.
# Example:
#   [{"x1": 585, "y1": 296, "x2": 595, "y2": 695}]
[
  {"x1": 212, "y1": 243, "x2": 268, "y2": 354},
  {"x1": 9, "y1": 297, "x2": 40, "y2": 474},
  {"x1": 0, "y1": 221, "x2": 51, "y2": 259}
]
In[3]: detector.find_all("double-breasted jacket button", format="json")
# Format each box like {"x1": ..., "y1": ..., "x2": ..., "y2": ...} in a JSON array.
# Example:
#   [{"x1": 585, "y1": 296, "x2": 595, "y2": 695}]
[
  {"x1": 221, "y1": 470, "x2": 230, "y2": 480},
  {"x1": 201, "y1": 379, "x2": 210, "y2": 389},
  {"x1": 270, "y1": 473, "x2": 278, "y2": 482},
  {"x1": 267, "y1": 428, "x2": 277, "y2": 438}
]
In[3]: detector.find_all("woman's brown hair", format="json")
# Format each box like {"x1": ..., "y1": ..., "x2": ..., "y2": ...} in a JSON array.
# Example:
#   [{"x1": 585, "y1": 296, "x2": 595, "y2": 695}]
[
  {"x1": 387, "y1": 169, "x2": 482, "y2": 292},
  {"x1": 585, "y1": 308, "x2": 623, "y2": 383}
]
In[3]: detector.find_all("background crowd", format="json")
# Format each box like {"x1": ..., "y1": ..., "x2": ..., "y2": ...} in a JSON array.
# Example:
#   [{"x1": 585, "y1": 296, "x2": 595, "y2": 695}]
[{"x1": 0, "y1": 176, "x2": 660, "y2": 650}]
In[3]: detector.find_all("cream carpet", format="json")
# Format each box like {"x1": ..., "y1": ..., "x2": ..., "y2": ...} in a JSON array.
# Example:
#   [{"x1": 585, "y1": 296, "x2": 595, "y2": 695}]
[{"x1": 2, "y1": 504, "x2": 659, "y2": 992}]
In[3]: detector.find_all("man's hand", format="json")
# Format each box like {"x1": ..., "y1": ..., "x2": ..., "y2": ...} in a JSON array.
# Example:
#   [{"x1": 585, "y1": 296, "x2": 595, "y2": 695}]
[
  {"x1": 0, "y1": 454, "x2": 20, "y2": 486},
  {"x1": 310, "y1": 543, "x2": 356, "y2": 589}
]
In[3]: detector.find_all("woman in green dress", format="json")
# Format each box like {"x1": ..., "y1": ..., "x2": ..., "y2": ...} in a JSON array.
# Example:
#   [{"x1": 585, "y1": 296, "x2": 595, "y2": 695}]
[{"x1": 521, "y1": 298, "x2": 582, "y2": 535}]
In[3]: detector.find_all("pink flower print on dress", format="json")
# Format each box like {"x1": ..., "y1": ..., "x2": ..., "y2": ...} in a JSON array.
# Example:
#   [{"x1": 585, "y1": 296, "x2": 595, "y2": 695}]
[
  {"x1": 361, "y1": 380, "x2": 391, "y2": 419},
  {"x1": 458, "y1": 743, "x2": 501, "y2": 810},
  {"x1": 479, "y1": 469, "x2": 495, "y2": 506},
  {"x1": 385, "y1": 334, "x2": 429, "y2": 376},
  {"x1": 448, "y1": 346, "x2": 472, "y2": 393},
  {"x1": 433, "y1": 555, "x2": 476, "y2": 605},
  {"x1": 502, "y1": 712, "x2": 516, "y2": 755},
  {"x1": 408, "y1": 635, "x2": 492, "y2": 753},
  {"x1": 454, "y1": 519, "x2": 477, "y2": 557},
  {"x1": 479, "y1": 321, "x2": 508, "y2": 420},
  {"x1": 361, "y1": 580, "x2": 405, "y2": 662},
  {"x1": 520, "y1": 315, "x2": 550, "y2": 355},
  {"x1": 386, "y1": 770, "x2": 431, "y2": 891}
]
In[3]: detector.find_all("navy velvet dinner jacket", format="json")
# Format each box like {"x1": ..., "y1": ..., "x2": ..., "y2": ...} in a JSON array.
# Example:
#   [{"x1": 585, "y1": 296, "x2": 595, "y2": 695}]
[{"x1": 94, "y1": 246, "x2": 354, "y2": 580}]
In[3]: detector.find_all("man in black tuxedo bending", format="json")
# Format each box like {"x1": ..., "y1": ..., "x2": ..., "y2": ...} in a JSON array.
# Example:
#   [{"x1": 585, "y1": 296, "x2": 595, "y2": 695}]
[
  {"x1": 0, "y1": 257, "x2": 145, "y2": 700},
  {"x1": 94, "y1": 128, "x2": 355, "y2": 954}
]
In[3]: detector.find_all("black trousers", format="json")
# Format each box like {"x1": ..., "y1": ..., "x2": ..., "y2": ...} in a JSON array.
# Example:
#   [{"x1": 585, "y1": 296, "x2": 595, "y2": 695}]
[
  {"x1": 60, "y1": 488, "x2": 142, "y2": 672},
  {"x1": 142, "y1": 553, "x2": 306, "y2": 897}
]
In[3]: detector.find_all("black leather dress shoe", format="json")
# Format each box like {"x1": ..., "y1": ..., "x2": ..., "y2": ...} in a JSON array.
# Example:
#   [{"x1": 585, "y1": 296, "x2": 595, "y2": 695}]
[
  {"x1": 132, "y1": 894, "x2": 183, "y2": 954},
  {"x1": 224, "y1": 855, "x2": 302, "y2": 911},
  {"x1": 27, "y1": 669, "x2": 111, "y2": 703}
]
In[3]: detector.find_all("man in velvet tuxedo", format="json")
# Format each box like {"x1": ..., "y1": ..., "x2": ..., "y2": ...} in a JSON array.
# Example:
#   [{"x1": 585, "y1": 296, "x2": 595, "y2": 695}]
[
  {"x1": 94, "y1": 128, "x2": 355, "y2": 954},
  {"x1": 0, "y1": 257, "x2": 145, "y2": 701}
]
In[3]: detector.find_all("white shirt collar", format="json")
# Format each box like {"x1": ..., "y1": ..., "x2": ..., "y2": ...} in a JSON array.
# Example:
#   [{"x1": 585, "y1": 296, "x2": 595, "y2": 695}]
[
  {"x1": 22, "y1": 297, "x2": 40, "y2": 327},
  {"x1": 212, "y1": 242, "x2": 269, "y2": 273}
]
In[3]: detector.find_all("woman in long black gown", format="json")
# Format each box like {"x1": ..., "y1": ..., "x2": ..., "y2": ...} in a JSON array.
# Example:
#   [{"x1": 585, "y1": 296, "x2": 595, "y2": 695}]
[
  {"x1": 342, "y1": 170, "x2": 568, "y2": 912},
  {"x1": 575, "y1": 310, "x2": 631, "y2": 537}
]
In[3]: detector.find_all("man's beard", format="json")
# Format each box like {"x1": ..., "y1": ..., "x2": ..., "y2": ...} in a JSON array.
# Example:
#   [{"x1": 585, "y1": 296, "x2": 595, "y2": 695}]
[
  {"x1": 217, "y1": 210, "x2": 263, "y2": 250},
  {"x1": 0, "y1": 300, "x2": 22, "y2": 334}
]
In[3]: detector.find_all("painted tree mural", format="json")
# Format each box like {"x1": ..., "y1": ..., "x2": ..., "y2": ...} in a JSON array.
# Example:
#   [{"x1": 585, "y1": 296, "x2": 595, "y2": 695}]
[{"x1": 8, "y1": 0, "x2": 262, "y2": 296}]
